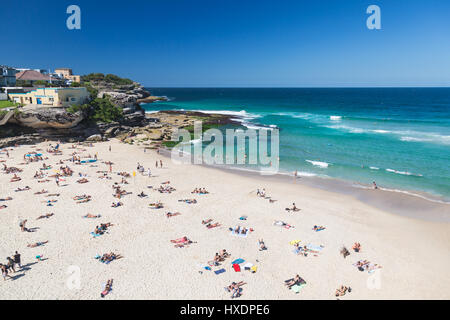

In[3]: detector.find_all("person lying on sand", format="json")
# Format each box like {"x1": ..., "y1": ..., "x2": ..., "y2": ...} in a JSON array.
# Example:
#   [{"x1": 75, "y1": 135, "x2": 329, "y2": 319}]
[
  {"x1": 178, "y1": 199, "x2": 197, "y2": 204},
  {"x1": 171, "y1": 236, "x2": 194, "y2": 248},
  {"x1": 285, "y1": 275, "x2": 306, "y2": 289},
  {"x1": 258, "y1": 239, "x2": 267, "y2": 251},
  {"x1": 149, "y1": 202, "x2": 163, "y2": 209},
  {"x1": 101, "y1": 279, "x2": 113, "y2": 298},
  {"x1": 0, "y1": 197, "x2": 12, "y2": 201},
  {"x1": 83, "y1": 213, "x2": 101, "y2": 218},
  {"x1": 202, "y1": 219, "x2": 213, "y2": 225},
  {"x1": 206, "y1": 222, "x2": 221, "y2": 229},
  {"x1": 285, "y1": 202, "x2": 300, "y2": 212},
  {"x1": 99, "y1": 252, "x2": 123, "y2": 263},
  {"x1": 335, "y1": 285, "x2": 351, "y2": 297},
  {"x1": 225, "y1": 281, "x2": 246, "y2": 299},
  {"x1": 77, "y1": 178, "x2": 89, "y2": 184},
  {"x1": 313, "y1": 225, "x2": 326, "y2": 232},
  {"x1": 36, "y1": 213, "x2": 54, "y2": 220},
  {"x1": 15, "y1": 186, "x2": 30, "y2": 192},
  {"x1": 352, "y1": 242, "x2": 361, "y2": 252},
  {"x1": 273, "y1": 220, "x2": 294, "y2": 229},
  {"x1": 111, "y1": 202, "x2": 123, "y2": 208},
  {"x1": 138, "y1": 191, "x2": 148, "y2": 198},
  {"x1": 0, "y1": 205, "x2": 7, "y2": 210},
  {"x1": 166, "y1": 212, "x2": 181, "y2": 218},
  {"x1": 10, "y1": 174, "x2": 21, "y2": 182},
  {"x1": 340, "y1": 247, "x2": 351, "y2": 259},
  {"x1": 34, "y1": 189, "x2": 48, "y2": 195},
  {"x1": 27, "y1": 241, "x2": 48, "y2": 248}
]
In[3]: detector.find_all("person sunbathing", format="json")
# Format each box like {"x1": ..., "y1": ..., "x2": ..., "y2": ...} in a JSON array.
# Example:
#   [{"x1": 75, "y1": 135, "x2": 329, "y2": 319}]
[
  {"x1": 191, "y1": 188, "x2": 199, "y2": 194},
  {"x1": 10, "y1": 174, "x2": 21, "y2": 182},
  {"x1": 241, "y1": 227, "x2": 248, "y2": 234},
  {"x1": 225, "y1": 281, "x2": 246, "y2": 299},
  {"x1": 212, "y1": 253, "x2": 222, "y2": 265},
  {"x1": 166, "y1": 212, "x2": 181, "y2": 218},
  {"x1": 219, "y1": 249, "x2": 229, "y2": 259},
  {"x1": 285, "y1": 275, "x2": 306, "y2": 289},
  {"x1": 84, "y1": 213, "x2": 101, "y2": 218},
  {"x1": 77, "y1": 178, "x2": 89, "y2": 184},
  {"x1": 313, "y1": 225, "x2": 326, "y2": 232},
  {"x1": 352, "y1": 242, "x2": 361, "y2": 252},
  {"x1": 100, "y1": 223, "x2": 114, "y2": 230},
  {"x1": 202, "y1": 219, "x2": 213, "y2": 225},
  {"x1": 36, "y1": 213, "x2": 54, "y2": 220},
  {"x1": 335, "y1": 285, "x2": 351, "y2": 297},
  {"x1": 149, "y1": 202, "x2": 163, "y2": 209},
  {"x1": 0, "y1": 205, "x2": 7, "y2": 210},
  {"x1": 258, "y1": 239, "x2": 267, "y2": 251},
  {"x1": 138, "y1": 191, "x2": 148, "y2": 198},
  {"x1": 354, "y1": 260, "x2": 370, "y2": 271},
  {"x1": 15, "y1": 186, "x2": 30, "y2": 192},
  {"x1": 34, "y1": 189, "x2": 48, "y2": 195},
  {"x1": 101, "y1": 279, "x2": 113, "y2": 298},
  {"x1": 285, "y1": 202, "x2": 300, "y2": 212},
  {"x1": 340, "y1": 246, "x2": 351, "y2": 258},
  {"x1": 111, "y1": 202, "x2": 123, "y2": 208},
  {"x1": 171, "y1": 236, "x2": 193, "y2": 247},
  {"x1": 94, "y1": 226, "x2": 104, "y2": 235},
  {"x1": 206, "y1": 222, "x2": 221, "y2": 229},
  {"x1": 27, "y1": 241, "x2": 49, "y2": 248},
  {"x1": 0, "y1": 197, "x2": 12, "y2": 201}
]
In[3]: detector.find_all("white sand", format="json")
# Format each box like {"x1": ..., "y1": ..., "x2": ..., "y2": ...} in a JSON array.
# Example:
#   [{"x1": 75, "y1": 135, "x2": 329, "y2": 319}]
[{"x1": 0, "y1": 139, "x2": 449, "y2": 299}]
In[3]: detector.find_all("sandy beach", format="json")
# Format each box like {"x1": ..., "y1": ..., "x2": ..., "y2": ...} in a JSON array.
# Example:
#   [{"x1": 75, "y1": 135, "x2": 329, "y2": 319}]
[{"x1": 1, "y1": 139, "x2": 449, "y2": 300}]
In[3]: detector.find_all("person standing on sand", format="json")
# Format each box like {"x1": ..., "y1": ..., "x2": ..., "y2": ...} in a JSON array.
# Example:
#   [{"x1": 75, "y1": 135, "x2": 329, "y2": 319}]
[
  {"x1": 7, "y1": 257, "x2": 15, "y2": 273},
  {"x1": 160, "y1": 160, "x2": 163, "y2": 168},
  {"x1": 13, "y1": 251, "x2": 21, "y2": 269},
  {"x1": 147, "y1": 168, "x2": 151, "y2": 178},
  {"x1": 1, "y1": 264, "x2": 11, "y2": 281},
  {"x1": 373, "y1": 181, "x2": 378, "y2": 189},
  {"x1": 155, "y1": 161, "x2": 158, "y2": 168},
  {"x1": 109, "y1": 146, "x2": 111, "y2": 152}
]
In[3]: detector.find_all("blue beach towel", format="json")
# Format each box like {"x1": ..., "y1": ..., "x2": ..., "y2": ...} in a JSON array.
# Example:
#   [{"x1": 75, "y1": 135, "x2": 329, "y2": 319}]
[
  {"x1": 231, "y1": 258, "x2": 245, "y2": 265},
  {"x1": 214, "y1": 268, "x2": 226, "y2": 275}
]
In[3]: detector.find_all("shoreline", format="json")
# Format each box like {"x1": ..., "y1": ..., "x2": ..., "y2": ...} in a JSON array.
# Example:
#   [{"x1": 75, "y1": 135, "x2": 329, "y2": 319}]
[{"x1": 143, "y1": 107, "x2": 450, "y2": 208}]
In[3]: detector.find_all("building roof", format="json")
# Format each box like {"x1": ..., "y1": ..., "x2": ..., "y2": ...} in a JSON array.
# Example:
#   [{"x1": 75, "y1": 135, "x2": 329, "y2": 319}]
[{"x1": 16, "y1": 70, "x2": 51, "y2": 81}]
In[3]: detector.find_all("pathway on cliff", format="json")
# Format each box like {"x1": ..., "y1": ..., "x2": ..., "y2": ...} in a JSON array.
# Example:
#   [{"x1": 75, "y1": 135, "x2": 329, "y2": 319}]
[{"x1": 0, "y1": 110, "x2": 14, "y2": 126}]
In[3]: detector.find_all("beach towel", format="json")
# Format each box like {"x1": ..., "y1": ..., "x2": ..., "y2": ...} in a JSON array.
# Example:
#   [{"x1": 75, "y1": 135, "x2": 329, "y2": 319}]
[
  {"x1": 214, "y1": 268, "x2": 226, "y2": 275},
  {"x1": 199, "y1": 264, "x2": 211, "y2": 271},
  {"x1": 232, "y1": 264, "x2": 241, "y2": 272},
  {"x1": 231, "y1": 258, "x2": 245, "y2": 265},
  {"x1": 231, "y1": 230, "x2": 248, "y2": 238},
  {"x1": 291, "y1": 283, "x2": 306, "y2": 293},
  {"x1": 306, "y1": 244, "x2": 324, "y2": 252},
  {"x1": 243, "y1": 262, "x2": 253, "y2": 270},
  {"x1": 250, "y1": 265, "x2": 257, "y2": 273},
  {"x1": 90, "y1": 232, "x2": 102, "y2": 238}
]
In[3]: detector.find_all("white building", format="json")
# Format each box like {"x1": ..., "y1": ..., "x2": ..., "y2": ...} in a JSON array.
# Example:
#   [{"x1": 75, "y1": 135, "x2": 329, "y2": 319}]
[{"x1": 0, "y1": 66, "x2": 17, "y2": 87}]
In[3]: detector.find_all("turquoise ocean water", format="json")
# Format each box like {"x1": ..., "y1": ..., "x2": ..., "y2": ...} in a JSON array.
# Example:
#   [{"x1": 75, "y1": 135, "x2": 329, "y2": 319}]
[{"x1": 143, "y1": 88, "x2": 450, "y2": 202}]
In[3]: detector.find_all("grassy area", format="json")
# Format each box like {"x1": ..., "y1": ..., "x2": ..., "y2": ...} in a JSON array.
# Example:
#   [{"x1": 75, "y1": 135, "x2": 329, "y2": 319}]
[{"x1": 0, "y1": 100, "x2": 19, "y2": 109}]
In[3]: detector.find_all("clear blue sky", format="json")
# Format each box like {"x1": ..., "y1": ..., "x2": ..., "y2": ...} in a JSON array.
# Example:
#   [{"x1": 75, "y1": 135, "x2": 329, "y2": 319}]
[{"x1": 1, "y1": 0, "x2": 449, "y2": 87}]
